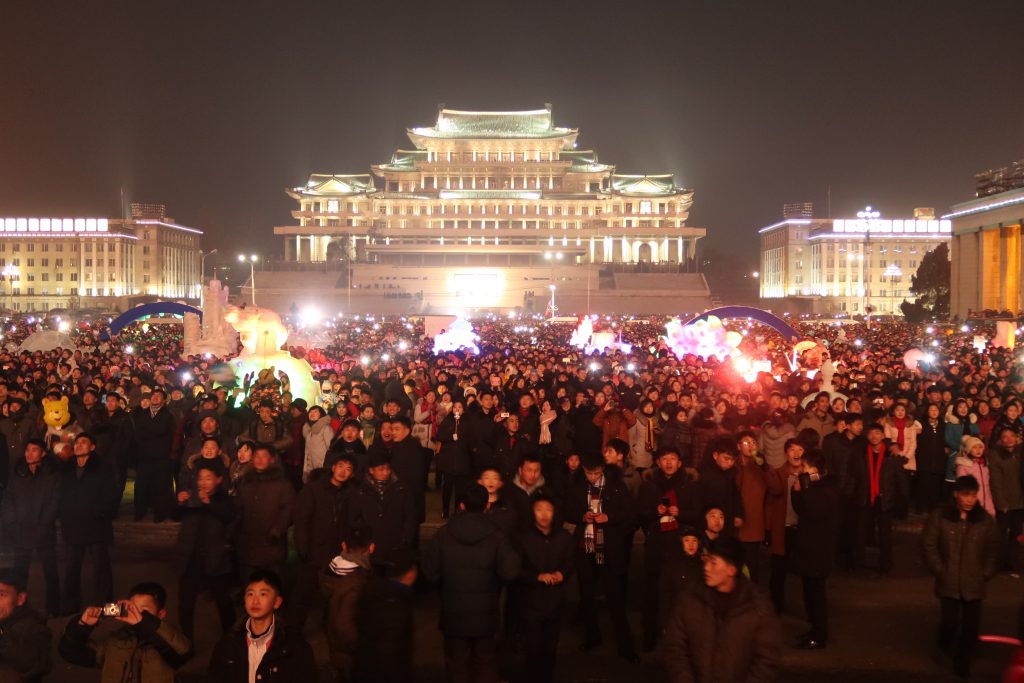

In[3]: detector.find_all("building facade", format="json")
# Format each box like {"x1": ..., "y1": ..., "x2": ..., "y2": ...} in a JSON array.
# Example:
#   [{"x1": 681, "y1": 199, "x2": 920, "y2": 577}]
[
  {"x1": 759, "y1": 206, "x2": 951, "y2": 315},
  {"x1": 0, "y1": 203, "x2": 202, "y2": 312},
  {"x1": 948, "y1": 187, "x2": 1024, "y2": 318},
  {"x1": 264, "y1": 105, "x2": 710, "y2": 314}
]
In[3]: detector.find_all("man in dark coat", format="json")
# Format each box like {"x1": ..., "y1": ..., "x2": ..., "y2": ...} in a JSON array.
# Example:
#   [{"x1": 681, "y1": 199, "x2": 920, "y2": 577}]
[
  {"x1": 661, "y1": 536, "x2": 781, "y2": 683},
  {"x1": 503, "y1": 453, "x2": 558, "y2": 532},
  {"x1": 347, "y1": 450, "x2": 418, "y2": 562},
  {"x1": 493, "y1": 413, "x2": 532, "y2": 484},
  {"x1": 208, "y1": 570, "x2": 315, "y2": 683},
  {"x1": 856, "y1": 424, "x2": 909, "y2": 574},
  {"x1": 790, "y1": 451, "x2": 841, "y2": 649},
  {"x1": 290, "y1": 452, "x2": 356, "y2": 631},
  {"x1": 0, "y1": 568, "x2": 52, "y2": 683},
  {"x1": 922, "y1": 475, "x2": 1001, "y2": 678},
  {"x1": 422, "y1": 483, "x2": 521, "y2": 683},
  {"x1": 352, "y1": 547, "x2": 418, "y2": 683},
  {"x1": 58, "y1": 433, "x2": 120, "y2": 615},
  {"x1": 517, "y1": 494, "x2": 574, "y2": 683},
  {"x1": 467, "y1": 390, "x2": 499, "y2": 472},
  {"x1": 695, "y1": 437, "x2": 746, "y2": 534},
  {"x1": 0, "y1": 396, "x2": 37, "y2": 476},
  {"x1": 637, "y1": 447, "x2": 699, "y2": 650},
  {"x1": 1, "y1": 438, "x2": 61, "y2": 617},
  {"x1": 96, "y1": 392, "x2": 133, "y2": 496},
  {"x1": 387, "y1": 417, "x2": 428, "y2": 523},
  {"x1": 131, "y1": 387, "x2": 178, "y2": 522},
  {"x1": 234, "y1": 444, "x2": 295, "y2": 579},
  {"x1": 565, "y1": 452, "x2": 639, "y2": 662},
  {"x1": 835, "y1": 414, "x2": 867, "y2": 568}
]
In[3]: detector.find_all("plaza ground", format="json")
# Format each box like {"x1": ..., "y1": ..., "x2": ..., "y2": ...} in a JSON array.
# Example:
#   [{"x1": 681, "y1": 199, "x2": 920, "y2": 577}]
[{"x1": 30, "y1": 490, "x2": 1021, "y2": 683}]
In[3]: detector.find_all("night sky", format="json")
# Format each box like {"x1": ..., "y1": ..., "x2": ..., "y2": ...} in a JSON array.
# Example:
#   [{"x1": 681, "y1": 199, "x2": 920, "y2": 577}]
[{"x1": 2, "y1": 1, "x2": 1022, "y2": 269}]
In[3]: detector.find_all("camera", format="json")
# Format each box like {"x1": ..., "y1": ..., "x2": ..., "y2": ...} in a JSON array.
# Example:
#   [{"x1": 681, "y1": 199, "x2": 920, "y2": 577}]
[
  {"x1": 499, "y1": 412, "x2": 510, "y2": 419},
  {"x1": 100, "y1": 602, "x2": 127, "y2": 618}
]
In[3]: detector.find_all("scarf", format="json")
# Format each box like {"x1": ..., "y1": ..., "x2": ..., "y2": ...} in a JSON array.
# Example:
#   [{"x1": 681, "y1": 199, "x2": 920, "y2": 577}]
[
  {"x1": 583, "y1": 474, "x2": 606, "y2": 565},
  {"x1": 645, "y1": 415, "x2": 656, "y2": 452},
  {"x1": 867, "y1": 443, "x2": 886, "y2": 506},
  {"x1": 893, "y1": 417, "x2": 907, "y2": 451}
]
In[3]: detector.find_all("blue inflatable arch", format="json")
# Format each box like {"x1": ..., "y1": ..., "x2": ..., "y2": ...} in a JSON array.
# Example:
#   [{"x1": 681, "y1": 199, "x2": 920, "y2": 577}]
[
  {"x1": 684, "y1": 306, "x2": 800, "y2": 342},
  {"x1": 107, "y1": 302, "x2": 202, "y2": 336}
]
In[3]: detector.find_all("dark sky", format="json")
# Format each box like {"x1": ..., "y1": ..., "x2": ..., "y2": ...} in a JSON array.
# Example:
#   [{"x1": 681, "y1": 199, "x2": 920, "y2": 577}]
[{"x1": 2, "y1": 1, "x2": 1022, "y2": 268}]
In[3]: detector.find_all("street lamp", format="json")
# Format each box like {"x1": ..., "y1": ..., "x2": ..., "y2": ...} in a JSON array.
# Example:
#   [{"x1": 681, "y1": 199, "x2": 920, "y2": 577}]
[
  {"x1": 1, "y1": 264, "x2": 19, "y2": 313},
  {"x1": 548, "y1": 284, "x2": 557, "y2": 316},
  {"x1": 543, "y1": 251, "x2": 563, "y2": 314},
  {"x1": 238, "y1": 254, "x2": 259, "y2": 305}
]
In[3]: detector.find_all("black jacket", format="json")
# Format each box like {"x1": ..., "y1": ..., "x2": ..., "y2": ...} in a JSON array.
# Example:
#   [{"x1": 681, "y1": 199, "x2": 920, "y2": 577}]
[
  {"x1": 131, "y1": 407, "x2": 177, "y2": 462},
  {"x1": 208, "y1": 619, "x2": 315, "y2": 683},
  {"x1": 352, "y1": 577, "x2": 415, "y2": 683},
  {"x1": 922, "y1": 502, "x2": 1000, "y2": 601},
  {"x1": 1, "y1": 456, "x2": 61, "y2": 549},
  {"x1": 0, "y1": 604, "x2": 51, "y2": 683},
  {"x1": 695, "y1": 462, "x2": 745, "y2": 530},
  {"x1": 638, "y1": 469, "x2": 701, "y2": 562},
  {"x1": 516, "y1": 524, "x2": 575, "y2": 621},
  {"x1": 293, "y1": 473, "x2": 354, "y2": 568},
  {"x1": 564, "y1": 470, "x2": 638, "y2": 574},
  {"x1": 422, "y1": 511, "x2": 522, "y2": 638},
  {"x1": 173, "y1": 491, "x2": 236, "y2": 576},
  {"x1": 326, "y1": 438, "x2": 368, "y2": 477},
  {"x1": 58, "y1": 455, "x2": 121, "y2": 546},
  {"x1": 492, "y1": 430, "x2": 532, "y2": 482},
  {"x1": 503, "y1": 477, "x2": 559, "y2": 533},
  {"x1": 855, "y1": 440, "x2": 909, "y2": 511},
  {"x1": 468, "y1": 408, "x2": 498, "y2": 468},
  {"x1": 916, "y1": 419, "x2": 948, "y2": 475},
  {"x1": 388, "y1": 435, "x2": 427, "y2": 522},
  {"x1": 347, "y1": 474, "x2": 418, "y2": 562},
  {"x1": 790, "y1": 477, "x2": 842, "y2": 579},
  {"x1": 435, "y1": 413, "x2": 472, "y2": 476}
]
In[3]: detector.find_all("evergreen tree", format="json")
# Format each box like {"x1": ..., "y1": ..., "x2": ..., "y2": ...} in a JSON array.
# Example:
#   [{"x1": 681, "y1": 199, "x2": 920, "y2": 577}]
[{"x1": 901, "y1": 242, "x2": 950, "y2": 321}]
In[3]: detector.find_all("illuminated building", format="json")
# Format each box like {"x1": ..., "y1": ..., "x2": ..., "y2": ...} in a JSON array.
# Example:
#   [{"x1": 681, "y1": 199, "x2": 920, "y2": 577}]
[
  {"x1": 759, "y1": 205, "x2": 951, "y2": 314},
  {"x1": 0, "y1": 203, "x2": 202, "y2": 312},
  {"x1": 947, "y1": 186, "x2": 1024, "y2": 317},
  {"x1": 261, "y1": 105, "x2": 709, "y2": 314}
]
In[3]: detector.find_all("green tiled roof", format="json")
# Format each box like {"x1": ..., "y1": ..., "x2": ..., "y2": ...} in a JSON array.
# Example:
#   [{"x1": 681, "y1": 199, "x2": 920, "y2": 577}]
[
  {"x1": 610, "y1": 174, "x2": 678, "y2": 196},
  {"x1": 377, "y1": 150, "x2": 428, "y2": 171},
  {"x1": 294, "y1": 174, "x2": 375, "y2": 195},
  {"x1": 409, "y1": 107, "x2": 576, "y2": 140},
  {"x1": 560, "y1": 149, "x2": 613, "y2": 172}
]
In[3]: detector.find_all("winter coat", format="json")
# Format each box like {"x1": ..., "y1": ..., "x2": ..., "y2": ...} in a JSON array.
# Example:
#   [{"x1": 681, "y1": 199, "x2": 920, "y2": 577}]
[
  {"x1": 549, "y1": 410, "x2": 575, "y2": 459},
  {"x1": 882, "y1": 417, "x2": 922, "y2": 471},
  {"x1": 569, "y1": 405, "x2": 602, "y2": 456},
  {"x1": 347, "y1": 474, "x2": 418, "y2": 562},
  {"x1": 853, "y1": 440, "x2": 909, "y2": 512},
  {"x1": 301, "y1": 416, "x2": 335, "y2": 481},
  {"x1": 564, "y1": 471, "x2": 638, "y2": 575},
  {"x1": 352, "y1": 576, "x2": 415, "y2": 683},
  {"x1": 234, "y1": 464, "x2": 295, "y2": 568},
  {"x1": 59, "y1": 612, "x2": 191, "y2": 683},
  {"x1": 177, "y1": 451, "x2": 232, "y2": 493},
  {"x1": 1, "y1": 456, "x2": 61, "y2": 549},
  {"x1": 388, "y1": 435, "x2": 428, "y2": 522},
  {"x1": 988, "y1": 444, "x2": 1024, "y2": 512},
  {"x1": 58, "y1": 455, "x2": 121, "y2": 546},
  {"x1": 922, "y1": 502, "x2": 1000, "y2": 601},
  {"x1": 0, "y1": 412, "x2": 38, "y2": 472},
  {"x1": 628, "y1": 412, "x2": 659, "y2": 469},
  {"x1": 661, "y1": 578, "x2": 781, "y2": 683},
  {"x1": 944, "y1": 411, "x2": 980, "y2": 481},
  {"x1": 208, "y1": 618, "x2": 315, "y2": 683},
  {"x1": 516, "y1": 524, "x2": 575, "y2": 621},
  {"x1": 173, "y1": 491, "x2": 236, "y2": 576},
  {"x1": 318, "y1": 555, "x2": 371, "y2": 674},
  {"x1": 796, "y1": 410, "x2": 835, "y2": 447},
  {"x1": 659, "y1": 419, "x2": 692, "y2": 463},
  {"x1": 326, "y1": 437, "x2": 368, "y2": 478},
  {"x1": 593, "y1": 407, "x2": 636, "y2": 448},
  {"x1": 131, "y1": 406, "x2": 177, "y2": 462},
  {"x1": 916, "y1": 419, "x2": 948, "y2": 475},
  {"x1": 735, "y1": 459, "x2": 769, "y2": 543},
  {"x1": 435, "y1": 413, "x2": 472, "y2": 476},
  {"x1": 468, "y1": 408, "x2": 499, "y2": 467},
  {"x1": 758, "y1": 422, "x2": 796, "y2": 470},
  {"x1": 0, "y1": 605, "x2": 51, "y2": 683},
  {"x1": 245, "y1": 415, "x2": 293, "y2": 457},
  {"x1": 492, "y1": 430, "x2": 533, "y2": 483},
  {"x1": 658, "y1": 553, "x2": 704, "y2": 629},
  {"x1": 956, "y1": 457, "x2": 996, "y2": 516},
  {"x1": 638, "y1": 469, "x2": 702, "y2": 561},
  {"x1": 695, "y1": 462, "x2": 746, "y2": 531},
  {"x1": 422, "y1": 511, "x2": 521, "y2": 638},
  {"x1": 790, "y1": 477, "x2": 841, "y2": 578},
  {"x1": 503, "y1": 475, "x2": 559, "y2": 532},
  {"x1": 764, "y1": 462, "x2": 800, "y2": 556},
  {"x1": 293, "y1": 474, "x2": 355, "y2": 568}
]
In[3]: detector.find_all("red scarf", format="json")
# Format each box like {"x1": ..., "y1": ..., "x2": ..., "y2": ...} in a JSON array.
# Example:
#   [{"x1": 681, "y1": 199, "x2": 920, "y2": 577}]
[
  {"x1": 893, "y1": 417, "x2": 907, "y2": 451},
  {"x1": 867, "y1": 443, "x2": 886, "y2": 505}
]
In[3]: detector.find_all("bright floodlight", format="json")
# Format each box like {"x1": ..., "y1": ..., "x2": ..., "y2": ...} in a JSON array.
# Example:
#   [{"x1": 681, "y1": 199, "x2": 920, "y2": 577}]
[
  {"x1": 854, "y1": 339, "x2": 863, "y2": 347},
  {"x1": 926, "y1": 326, "x2": 935, "y2": 334},
  {"x1": 549, "y1": 284, "x2": 556, "y2": 291},
  {"x1": 924, "y1": 353, "x2": 936, "y2": 364},
  {"x1": 381, "y1": 353, "x2": 390, "y2": 361},
  {"x1": 360, "y1": 355, "x2": 370, "y2": 365},
  {"x1": 398, "y1": 341, "x2": 409, "y2": 351},
  {"x1": 124, "y1": 345, "x2": 134, "y2": 354},
  {"x1": 237, "y1": 254, "x2": 245, "y2": 262},
  {"x1": 544, "y1": 252, "x2": 552, "y2": 260},
  {"x1": 299, "y1": 306, "x2": 321, "y2": 327},
  {"x1": 181, "y1": 371, "x2": 192, "y2": 382},
  {"x1": 57, "y1": 320, "x2": 70, "y2": 332},
  {"x1": 251, "y1": 254, "x2": 258, "y2": 262},
  {"x1": 961, "y1": 325, "x2": 970, "y2": 333},
  {"x1": 589, "y1": 362, "x2": 599, "y2": 371},
  {"x1": 627, "y1": 363, "x2": 636, "y2": 372}
]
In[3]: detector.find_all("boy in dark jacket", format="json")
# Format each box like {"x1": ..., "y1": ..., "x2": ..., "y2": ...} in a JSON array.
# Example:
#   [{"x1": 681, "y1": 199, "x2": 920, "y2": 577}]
[
  {"x1": 208, "y1": 570, "x2": 315, "y2": 683},
  {"x1": 422, "y1": 483, "x2": 521, "y2": 683},
  {"x1": 0, "y1": 569, "x2": 51, "y2": 683},
  {"x1": 922, "y1": 475, "x2": 1001, "y2": 678},
  {"x1": 352, "y1": 547, "x2": 418, "y2": 683},
  {"x1": 517, "y1": 494, "x2": 574, "y2": 683}
]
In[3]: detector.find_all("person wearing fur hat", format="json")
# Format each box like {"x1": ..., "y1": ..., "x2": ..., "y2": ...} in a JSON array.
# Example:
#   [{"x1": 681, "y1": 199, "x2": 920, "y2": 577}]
[{"x1": 955, "y1": 436, "x2": 995, "y2": 517}]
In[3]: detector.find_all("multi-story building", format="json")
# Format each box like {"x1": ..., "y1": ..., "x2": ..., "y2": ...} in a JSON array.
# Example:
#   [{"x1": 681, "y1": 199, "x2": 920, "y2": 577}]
[
  {"x1": 759, "y1": 205, "x2": 951, "y2": 315},
  {"x1": 260, "y1": 105, "x2": 710, "y2": 314},
  {"x1": 948, "y1": 186, "x2": 1024, "y2": 318},
  {"x1": 0, "y1": 203, "x2": 202, "y2": 312}
]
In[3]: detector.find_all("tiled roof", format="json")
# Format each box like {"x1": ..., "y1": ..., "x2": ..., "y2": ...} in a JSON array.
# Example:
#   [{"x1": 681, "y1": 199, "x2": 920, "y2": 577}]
[
  {"x1": 610, "y1": 174, "x2": 679, "y2": 196},
  {"x1": 292, "y1": 174, "x2": 375, "y2": 196},
  {"x1": 409, "y1": 107, "x2": 576, "y2": 140}
]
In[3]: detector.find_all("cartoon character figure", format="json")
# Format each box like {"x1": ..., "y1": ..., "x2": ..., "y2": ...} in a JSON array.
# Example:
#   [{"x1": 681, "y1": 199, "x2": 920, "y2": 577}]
[{"x1": 42, "y1": 395, "x2": 81, "y2": 461}]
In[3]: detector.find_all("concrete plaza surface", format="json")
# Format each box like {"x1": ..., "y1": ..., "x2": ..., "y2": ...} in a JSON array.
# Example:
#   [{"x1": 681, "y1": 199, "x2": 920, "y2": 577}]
[{"x1": 31, "y1": 497, "x2": 1021, "y2": 683}]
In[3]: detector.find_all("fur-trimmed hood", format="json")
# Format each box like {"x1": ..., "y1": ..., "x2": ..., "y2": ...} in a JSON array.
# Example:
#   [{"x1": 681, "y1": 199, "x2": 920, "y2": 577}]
[{"x1": 945, "y1": 404, "x2": 977, "y2": 426}]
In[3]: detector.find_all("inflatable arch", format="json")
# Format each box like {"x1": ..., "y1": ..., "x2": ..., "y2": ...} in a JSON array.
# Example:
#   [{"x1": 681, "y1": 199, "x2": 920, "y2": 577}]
[
  {"x1": 684, "y1": 306, "x2": 800, "y2": 342},
  {"x1": 107, "y1": 302, "x2": 202, "y2": 337}
]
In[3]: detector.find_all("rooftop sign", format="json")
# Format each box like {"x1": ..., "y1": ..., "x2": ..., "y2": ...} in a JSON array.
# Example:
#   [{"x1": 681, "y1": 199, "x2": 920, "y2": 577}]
[
  {"x1": 832, "y1": 218, "x2": 951, "y2": 234},
  {"x1": 2, "y1": 218, "x2": 109, "y2": 233}
]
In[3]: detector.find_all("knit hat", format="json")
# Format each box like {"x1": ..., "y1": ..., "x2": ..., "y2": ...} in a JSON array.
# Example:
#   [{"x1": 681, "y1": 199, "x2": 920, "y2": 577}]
[
  {"x1": 290, "y1": 398, "x2": 308, "y2": 411},
  {"x1": 960, "y1": 435, "x2": 984, "y2": 455}
]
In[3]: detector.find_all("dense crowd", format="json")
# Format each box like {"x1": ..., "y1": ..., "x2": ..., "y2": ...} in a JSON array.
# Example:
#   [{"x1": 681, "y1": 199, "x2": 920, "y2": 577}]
[{"x1": 0, "y1": 311, "x2": 1020, "y2": 682}]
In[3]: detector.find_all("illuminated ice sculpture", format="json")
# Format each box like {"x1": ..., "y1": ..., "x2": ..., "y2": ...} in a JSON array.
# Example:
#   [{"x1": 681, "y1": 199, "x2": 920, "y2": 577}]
[
  {"x1": 182, "y1": 279, "x2": 239, "y2": 358},
  {"x1": 222, "y1": 305, "x2": 319, "y2": 407},
  {"x1": 432, "y1": 318, "x2": 480, "y2": 355},
  {"x1": 569, "y1": 316, "x2": 633, "y2": 355},
  {"x1": 663, "y1": 315, "x2": 742, "y2": 361}
]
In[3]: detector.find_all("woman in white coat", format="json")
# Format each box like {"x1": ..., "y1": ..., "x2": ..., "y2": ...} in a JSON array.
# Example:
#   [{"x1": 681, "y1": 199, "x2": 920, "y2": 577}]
[{"x1": 302, "y1": 405, "x2": 335, "y2": 482}]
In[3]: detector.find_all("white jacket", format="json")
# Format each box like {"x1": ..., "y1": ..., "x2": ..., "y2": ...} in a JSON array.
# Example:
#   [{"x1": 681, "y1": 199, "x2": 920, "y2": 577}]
[
  {"x1": 882, "y1": 417, "x2": 923, "y2": 471},
  {"x1": 302, "y1": 416, "x2": 335, "y2": 481}
]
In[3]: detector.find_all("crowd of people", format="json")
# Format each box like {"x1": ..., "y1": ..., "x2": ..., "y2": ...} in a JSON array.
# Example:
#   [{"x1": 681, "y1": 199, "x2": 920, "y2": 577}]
[{"x1": 0, "y1": 311, "x2": 1019, "y2": 681}]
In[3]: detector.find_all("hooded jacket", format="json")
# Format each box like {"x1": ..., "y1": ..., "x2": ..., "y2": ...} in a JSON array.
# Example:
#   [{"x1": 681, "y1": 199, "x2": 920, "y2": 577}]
[
  {"x1": 301, "y1": 415, "x2": 335, "y2": 481},
  {"x1": 422, "y1": 511, "x2": 521, "y2": 638},
  {"x1": 922, "y1": 501, "x2": 1000, "y2": 601}
]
